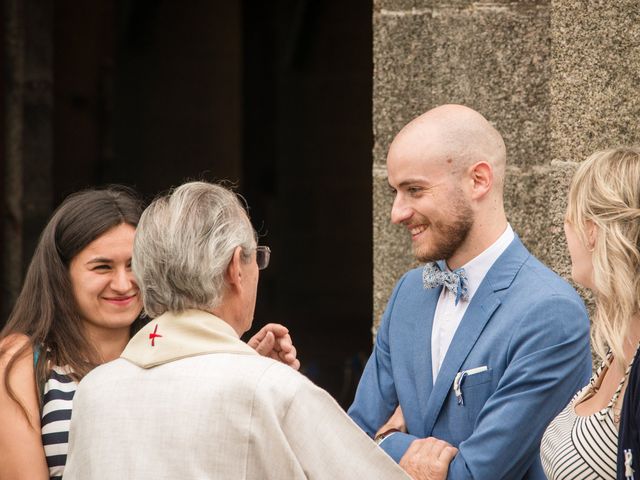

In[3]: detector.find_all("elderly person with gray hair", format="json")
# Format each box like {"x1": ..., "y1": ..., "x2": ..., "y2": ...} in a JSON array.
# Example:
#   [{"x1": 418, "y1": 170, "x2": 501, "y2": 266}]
[{"x1": 63, "y1": 181, "x2": 451, "y2": 480}]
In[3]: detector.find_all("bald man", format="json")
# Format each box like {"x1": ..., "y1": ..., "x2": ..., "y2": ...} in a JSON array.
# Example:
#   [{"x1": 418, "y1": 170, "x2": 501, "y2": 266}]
[{"x1": 348, "y1": 105, "x2": 591, "y2": 479}]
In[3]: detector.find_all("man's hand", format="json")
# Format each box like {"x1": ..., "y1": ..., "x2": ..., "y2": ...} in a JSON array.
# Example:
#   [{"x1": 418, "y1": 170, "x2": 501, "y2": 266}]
[
  {"x1": 376, "y1": 405, "x2": 407, "y2": 438},
  {"x1": 399, "y1": 437, "x2": 458, "y2": 480},
  {"x1": 247, "y1": 324, "x2": 300, "y2": 370}
]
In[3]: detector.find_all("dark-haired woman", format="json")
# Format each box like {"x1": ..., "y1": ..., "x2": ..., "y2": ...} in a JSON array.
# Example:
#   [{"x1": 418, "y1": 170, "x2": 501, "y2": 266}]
[{"x1": 0, "y1": 186, "x2": 298, "y2": 480}]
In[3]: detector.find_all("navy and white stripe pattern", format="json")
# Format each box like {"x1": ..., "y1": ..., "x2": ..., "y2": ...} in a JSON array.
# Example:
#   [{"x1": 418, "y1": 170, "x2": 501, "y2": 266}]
[
  {"x1": 541, "y1": 358, "x2": 632, "y2": 480},
  {"x1": 41, "y1": 366, "x2": 77, "y2": 480}
]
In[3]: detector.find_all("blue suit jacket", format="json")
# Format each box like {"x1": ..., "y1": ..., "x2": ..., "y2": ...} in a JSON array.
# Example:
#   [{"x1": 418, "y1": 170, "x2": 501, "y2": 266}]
[{"x1": 348, "y1": 236, "x2": 591, "y2": 479}]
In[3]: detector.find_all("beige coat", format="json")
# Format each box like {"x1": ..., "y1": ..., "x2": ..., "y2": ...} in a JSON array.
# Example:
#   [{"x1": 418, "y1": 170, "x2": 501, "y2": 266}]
[{"x1": 64, "y1": 310, "x2": 409, "y2": 479}]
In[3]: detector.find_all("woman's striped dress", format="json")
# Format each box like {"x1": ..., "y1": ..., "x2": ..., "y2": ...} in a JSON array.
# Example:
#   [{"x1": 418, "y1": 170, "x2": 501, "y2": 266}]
[
  {"x1": 41, "y1": 366, "x2": 77, "y2": 480},
  {"x1": 541, "y1": 357, "x2": 633, "y2": 480}
]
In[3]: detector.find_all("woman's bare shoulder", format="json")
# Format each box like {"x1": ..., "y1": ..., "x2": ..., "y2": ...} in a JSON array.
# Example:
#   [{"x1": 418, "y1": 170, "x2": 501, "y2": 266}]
[
  {"x1": 0, "y1": 333, "x2": 32, "y2": 364},
  {"x1": 0, "y1": 332, "x2": 49, "y2": 478}
]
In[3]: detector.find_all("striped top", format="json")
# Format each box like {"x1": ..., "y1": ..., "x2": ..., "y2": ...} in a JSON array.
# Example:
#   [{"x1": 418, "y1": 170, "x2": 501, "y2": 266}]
[
  {"x1": 541, "y1": 357, "x2": 632, "y2": 480},
  {"x1": 41, "y1": 366, "x2": 77, "y2": 480}
]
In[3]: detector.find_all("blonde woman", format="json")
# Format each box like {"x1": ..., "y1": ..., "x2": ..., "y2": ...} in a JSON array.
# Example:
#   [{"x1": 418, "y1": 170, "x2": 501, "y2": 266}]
[{"x1": 541, "y1": 147, "x2": 640, "y2": 480}]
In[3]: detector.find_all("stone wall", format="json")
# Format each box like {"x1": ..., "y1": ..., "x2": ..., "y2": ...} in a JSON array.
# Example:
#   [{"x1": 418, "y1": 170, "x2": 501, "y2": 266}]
[{"x1": 372, "y1": 1, "x2": 640, "y2": 330}]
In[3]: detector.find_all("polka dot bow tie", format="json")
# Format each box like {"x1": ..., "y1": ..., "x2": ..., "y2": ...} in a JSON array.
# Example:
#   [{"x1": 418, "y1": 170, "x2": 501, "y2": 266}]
[{"x1": 422, "y1": 262, "x2": 469, "y2": 306}]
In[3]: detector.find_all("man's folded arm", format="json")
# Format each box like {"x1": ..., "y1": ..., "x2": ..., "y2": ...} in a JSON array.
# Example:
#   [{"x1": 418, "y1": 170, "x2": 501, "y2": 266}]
[
  {"x1": 283, "y1": 372, "x2": 410, "y2": 479},
  {"x1": 348, "y1": 275, "x2": 408, "y2": 439},
  {"x1": 447, "y1": 295, "x2": 591, "y2": 479}
]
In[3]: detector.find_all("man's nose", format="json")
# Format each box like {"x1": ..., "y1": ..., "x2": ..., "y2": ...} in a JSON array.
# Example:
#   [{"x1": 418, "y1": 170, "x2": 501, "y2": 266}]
[{"x1": 391, "y1": 195, "x2": 412, "y2": 225}]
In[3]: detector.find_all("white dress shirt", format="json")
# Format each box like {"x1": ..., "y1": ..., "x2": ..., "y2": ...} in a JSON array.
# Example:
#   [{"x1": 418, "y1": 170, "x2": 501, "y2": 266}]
[{"x1": 431, "y1": 224, "x2": 514, "y2": 383}]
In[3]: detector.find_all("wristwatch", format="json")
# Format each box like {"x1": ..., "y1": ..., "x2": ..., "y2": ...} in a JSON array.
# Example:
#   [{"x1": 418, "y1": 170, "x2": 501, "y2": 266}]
[{"x1": 374, "y1": 428, "x2": 400, "y2": 445}]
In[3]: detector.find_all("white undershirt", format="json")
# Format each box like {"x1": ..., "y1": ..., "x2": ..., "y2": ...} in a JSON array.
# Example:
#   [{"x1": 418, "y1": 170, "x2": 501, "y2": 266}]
[{"x1": 431, "y1": 224, "x2": 514, "y2": 383}]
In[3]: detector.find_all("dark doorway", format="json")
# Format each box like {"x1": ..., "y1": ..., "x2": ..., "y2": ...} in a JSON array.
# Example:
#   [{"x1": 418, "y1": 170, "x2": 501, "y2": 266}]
[
  {"x1": 2, "y1": 0, "x2": 373, "y2": 407},
  {"x1": 242, "y1": 1, "x2": 374, "y2": 406}
]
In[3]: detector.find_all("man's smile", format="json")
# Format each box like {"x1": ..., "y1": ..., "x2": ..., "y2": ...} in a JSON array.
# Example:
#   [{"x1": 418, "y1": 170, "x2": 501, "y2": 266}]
[{"x1": 409, "y1": 224, "x2": 428, "y2": 238}]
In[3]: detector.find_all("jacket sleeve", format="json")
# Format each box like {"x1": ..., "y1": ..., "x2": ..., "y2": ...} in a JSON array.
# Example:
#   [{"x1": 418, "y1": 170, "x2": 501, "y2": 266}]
[
  {"x1": 281, "y1": 372, "x2": 410, "y2": 480},
  {"x1": 347, "y1": 274, "x2": 407, "y2": 441},
  {"x1": 447, "y1": 294, "x2": 591, "y2": 479}
]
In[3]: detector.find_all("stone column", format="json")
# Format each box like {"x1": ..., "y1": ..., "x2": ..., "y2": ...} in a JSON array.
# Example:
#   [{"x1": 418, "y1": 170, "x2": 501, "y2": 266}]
[{"x1": 372, "y1": 0, "x2": 640, "y2": 330}]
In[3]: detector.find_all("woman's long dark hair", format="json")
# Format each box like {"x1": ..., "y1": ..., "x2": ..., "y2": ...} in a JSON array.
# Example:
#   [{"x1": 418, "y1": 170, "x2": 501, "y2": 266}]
[{"x1": 0, "y1": 185, "x2": 144, "y2": 422}]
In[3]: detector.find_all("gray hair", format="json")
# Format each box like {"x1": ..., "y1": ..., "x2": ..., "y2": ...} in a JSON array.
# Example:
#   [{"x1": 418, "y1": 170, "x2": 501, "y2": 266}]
[{"x1": 133, "y1": 181, "x2": 256, "y2": 317}]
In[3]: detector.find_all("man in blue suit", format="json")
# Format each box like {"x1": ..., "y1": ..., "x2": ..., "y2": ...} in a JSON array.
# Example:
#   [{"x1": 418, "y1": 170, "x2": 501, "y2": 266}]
[{"x1": 348, "y1": 105, "x2": 592, "y2": 479}]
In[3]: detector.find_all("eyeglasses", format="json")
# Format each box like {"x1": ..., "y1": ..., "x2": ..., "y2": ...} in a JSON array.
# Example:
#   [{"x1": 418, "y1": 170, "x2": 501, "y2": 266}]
[{"x1": 256, "y1": 246, "x2": 271, "y2": 270}]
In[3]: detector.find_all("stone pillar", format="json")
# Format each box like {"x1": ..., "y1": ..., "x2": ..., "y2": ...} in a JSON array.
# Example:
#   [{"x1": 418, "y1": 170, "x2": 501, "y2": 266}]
[
  {"x1": 2, "y1": 0, "x2": 53, "y2": 322},
  {"x1": 372, "y1": 1, "x2": 640, "y2": 330}
]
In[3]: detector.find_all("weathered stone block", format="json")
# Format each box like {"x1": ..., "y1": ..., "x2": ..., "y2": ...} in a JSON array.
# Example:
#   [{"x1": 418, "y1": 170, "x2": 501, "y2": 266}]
[
  {"x1": 504, "y1": 161, "x2": 576, "y2": 279},
  {"x1": 428, "y1": 3, "x2": 550, "y2": 166},
  {"x1": 374, "y1": 3, "x2": 552, "y2": 171},
  {"x1": 374, "y1": 1, "x2": 547, "y2": 11},
  {"x1": 550, "y1": 1, "x2": 640, "y2": 162},
  {"x1": 373, "y1": 8, "x2": 434, "y2": 166}
]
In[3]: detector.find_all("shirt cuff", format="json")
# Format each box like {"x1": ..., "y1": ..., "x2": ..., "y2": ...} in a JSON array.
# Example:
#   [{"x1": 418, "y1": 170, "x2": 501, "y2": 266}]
[{"x1": 378, "y1": 431, "x2": 417, "y2": 462}]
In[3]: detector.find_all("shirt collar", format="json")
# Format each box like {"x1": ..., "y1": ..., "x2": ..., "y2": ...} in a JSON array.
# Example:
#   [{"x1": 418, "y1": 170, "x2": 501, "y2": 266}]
[{"x1": 447, "y1": 224, "x2": 514, "y2": 301}]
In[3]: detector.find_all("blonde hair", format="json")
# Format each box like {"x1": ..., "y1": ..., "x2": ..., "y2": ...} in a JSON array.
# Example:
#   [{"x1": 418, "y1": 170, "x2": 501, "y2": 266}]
[{"x1": 566, "y1": 146, "x2": 640, "y2": 369}]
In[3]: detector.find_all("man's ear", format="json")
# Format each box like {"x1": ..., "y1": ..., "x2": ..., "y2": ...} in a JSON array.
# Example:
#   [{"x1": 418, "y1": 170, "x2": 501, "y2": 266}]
[
  {"x1": 468, "y1": 161, "x2": 493, "y2": 200},
  {"x1": 226, "y1": 246, "x2": 244, "y2": 289}
]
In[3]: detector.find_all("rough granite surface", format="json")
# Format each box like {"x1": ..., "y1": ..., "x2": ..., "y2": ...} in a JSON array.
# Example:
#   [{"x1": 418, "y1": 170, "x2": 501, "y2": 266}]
[{"x1": 372, "y1": 0, "x2": 636, "y2": 331}]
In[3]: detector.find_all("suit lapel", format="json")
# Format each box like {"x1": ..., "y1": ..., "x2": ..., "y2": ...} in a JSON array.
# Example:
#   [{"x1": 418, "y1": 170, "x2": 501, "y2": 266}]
[
  {"x1": 421, "y1": 236, "x2": 529, "y2": 435},
  {"x1": 413, "y1": 286, "x2": 440, "y2": 416}
]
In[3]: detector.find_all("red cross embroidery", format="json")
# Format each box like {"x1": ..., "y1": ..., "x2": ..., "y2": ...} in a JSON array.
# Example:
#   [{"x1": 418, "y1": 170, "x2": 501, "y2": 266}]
[{"x1": 149, "y1": 324, "x2": 162, "y2": 347}]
